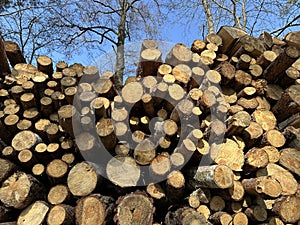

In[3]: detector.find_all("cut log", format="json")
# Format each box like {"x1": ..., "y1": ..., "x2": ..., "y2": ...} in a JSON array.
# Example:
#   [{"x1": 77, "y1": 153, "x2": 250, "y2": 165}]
[
  {"x1": 272, "y1": 85, "x2": 300, "y2": 122},
  {"x1": 217, "y1": 26, "x2": 247, "y2": 54},
  {"x1": 17, "y1": 201, "x2": 49, "y2": 225},
  {"x1": 0, "y1": 172, "x2": 44, "y2": 209},
  {"x1": 114, "y1": 191, "x2": 154, "y2": 225},
  {"x1": 67, "y1": 162, "x2": 98, "y2": 197},
  {"x1": 46, "y1": 159, "x2": 68, "y2": 184},
  {"x1": 261, "y1": 129, "x2": 286, "y2": 148},
  {"x1": 36, "y1": 55, "x2": 53, "y2": 77},
  {"x1": 46, "y1": 204, "x2": 74, "y2": 225},
  {"x1": 273, "y1": 196, "x2": 300, "y2": 223},
  {"x1": 75, "y1": 194, "x2": 114, "y2": 225},
  {"x1": 187, "y1": 164, "x2": 234, "y2": 189},
  {"x1": 11, "y1": 130, "x2": 41, "y2": 152},
  {"x1": 47, "y1": 184, "x2": 70, "y2": 205},
  {"x1": 257, "y1": 163, "x2": 298, "y2": 195},
  {"x1": 263, "y1": 46, "x2": 300, "y2": 82},
  {"x1": 106, "y1": 156, "x2": 140, "y2": 187},
  {"x1": 279, "y1": 148, "x2": 300, "y2": 176},
  {"x1": 165, "y1": 43, "x2": 193, "y2": 66},
  {"x1": 191, "y1": 40, "x2": 206, "y2": 54},
  {"x1": 284, "y1": 31, "x2": 300, "y2": 49},
  {"x1": 4, "y1": 41, "x2": 26, "y2": 67},
  {"x1": 242, "y1": 176, "x2": 282, "y2": 198}
]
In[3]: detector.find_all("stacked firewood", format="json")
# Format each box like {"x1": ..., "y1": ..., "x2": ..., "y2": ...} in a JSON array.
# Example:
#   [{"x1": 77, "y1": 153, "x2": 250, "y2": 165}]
[{"x1": 0, "y1": 26, "x2": 299, "y2": 225}]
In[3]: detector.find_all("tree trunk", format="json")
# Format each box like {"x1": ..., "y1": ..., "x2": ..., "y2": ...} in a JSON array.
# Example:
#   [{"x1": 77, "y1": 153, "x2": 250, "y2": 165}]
[
  {"x1": 0, "y1": 36, "x2": 11, "y2": 76},
  {"x1": 202, "y1": 0, "x2": 215, "y2": 34}
]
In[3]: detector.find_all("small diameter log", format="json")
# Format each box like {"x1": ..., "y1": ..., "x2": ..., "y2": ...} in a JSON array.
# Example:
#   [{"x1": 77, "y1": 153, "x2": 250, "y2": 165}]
[
  {"x1": 172, "y1": 64, "x2": 191, "y2": 85},
  {"x1": 216, "y1": 61, "x2": 236, "y2": 85},
  {"x1": 114, "y1": 191, "x2": 154, "y2": 225},
  {"x1": 232, "y1": 212, "x2": 248, "y2": 225},
  {"x1": 165, "y1": 43, "x2": 193, "y2": 66},
  {"x1": 188, "y1": 164, "x2": 234, "y2": 189},
  {"x1": 67, "y1": 161, "x2": 98, "y2": 197},
  {"x1": 0, "y1": 172, "x2": 44, "y2": 209},
  {"x1": 47, "y1": 184, "x2": 70, "y2": 205},
  {"x1": 137, "y1": 48, "x2": 162, "y2": 77},
  {"x1": 2, "y1": 146, "x2": 18, "y2": 162},
  {"x1": 0, "y1": 36, "x2": 11, "y2": 76},
  {"x1": 47, "y1": 204, "x2": 74, "y2": 225},
  {"x1": 234, "y1": 70, "x2": 252, "y2": 91},
  {"x1": 245, "y1": 205, "x2": 268, "y2": 222},
  {"x1": 149, "y1": 154, "x2": 171, "y2": 182},
  {"x1": 209, "y1": 211, "x2": 232, "y2": 225},
  {"x1": 4, "y1": 41, "x2": 26, "y2": 67},
  {"x1": 56, "y1": 61, "x2": 68, "y2": 72},
  {"x1": 18, "y1": 149, "x2": 37, "y2": 169},
  {"x1": 165, "y1": 170, "x2": 185, "y2": 203},
  {"x1": 36, "y1": 55, "x2": 53, "y2": 77},
  {"x1": 17, "y1": 201, "x2": 49, "y2": 225},
  {"x1": 134, "y1": 139, "x2": 156, "y2": 165},
  {"x1": 96, "y1": 118, "x2": 117, "y2": 152},
  {"x1": 263, "y1": 46, "x2": 300, "y2": 82},
  {"x1": 242, "y1": 122, "x2": 263, "y2": 147},
  {"x1": 191, "y1": 40, "x2": 206, "y2": 54},
  {"x1": 257, "y1": 50, "x2": 277, "y2": 69},
  {"x1": 273, "y1": 196, "x2": 300, "y2": 223},
  {"x1": 242, "y1": 176, "x2": 282, "y2": 198},
  {"x1": 257, "y1": 163, "x2": 298, "y2": 196},
  {"x1": 279, "y1": 148, "x2": 300, "y2": 176},
  {"x1": 244, "y1": 147, "x2": 269, "y2": 172},
  {"x1": 106, "y1": 156, "x2": 140, "y2": 188},
  {"x1": 261, "y1": 129, "x2": 286, "y2": 148},
  {"x1": 58, "y1": 105, "x2": 79, "y2": 138},
  {"x1": 46, "y1": 159, "x2": 68, "y2": 184},
  {"x1": 20, "y1": 93, "x2": 36, "y2": 109}
]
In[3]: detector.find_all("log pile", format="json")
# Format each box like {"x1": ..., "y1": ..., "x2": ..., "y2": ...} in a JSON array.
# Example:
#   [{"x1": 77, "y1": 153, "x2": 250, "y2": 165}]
[{"x1": 0, "y1": 27, "x2": 299, "y2": 225}]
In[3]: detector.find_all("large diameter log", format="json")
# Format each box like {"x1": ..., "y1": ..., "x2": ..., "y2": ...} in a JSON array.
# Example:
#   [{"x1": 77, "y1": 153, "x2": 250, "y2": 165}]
[
  {"x1": 17, "y1": 201, "x2": 49, "y2": 225},
  {"x1": 257, "y1": 163, "x2": 298, "y2": 195},
  {"x1": 188, "y1": 165, "x2": 234, "y2": 189},
  {"x1": 272, "y1": 85, "x2": 300, "y2": 122},
  {"x1": 67, "y1": 161, "x2": 98, "y2": 197},
  {"x1": 106, "y1": 156, "x2": 140, "y2": 187},
  {"x1": 75, "y1": 194, "x2": 113, "y2": 225},
  {"x1": 273, "y1": 196, "x2": 300, "y2": 223},
  {"x1": 242, "y1": 176, "x2": 282, "y2": 198},
  {"x1": 216, "y1": 26, "x2": 247, "y2": 54},
  {"x1": 0, "y1": 172, "x2": 45, "y2": 209},
  {"x1": 0, "y1": 36, "x2": 11, "y2": 76},
  {"x1": 11, "y1": 130, "x2": 41, "y2": 152},
  {"x1": 4, "y1": 41, "x2": 26, "y2": 67},
  {"x1": 284, "y1": 31, "x2": 300, "y2": 49},
  {"x1": 279, "y1": 148, "x2": 300, "y2": 176},
  {"x1": 114, "y1": 191, "x2": 154, "y2": 225},
  {"x1": 165, "y1": 43, "x2": 192, "y2": 66},
  {"x1": 263, "y1": 46, "x2": 300, "y2": 83}
]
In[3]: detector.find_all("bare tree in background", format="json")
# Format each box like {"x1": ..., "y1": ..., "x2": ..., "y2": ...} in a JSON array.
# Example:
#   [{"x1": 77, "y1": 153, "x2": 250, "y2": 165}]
[
  {"x1": 0, "y1": 0, "x2": 61, "y2": 63},
  {"x1": 52, "y1": 0, "x2": 163, "y2": 89},
  {"x1": 167, "y1": 0, "x2": 299, "y2": 37}
]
